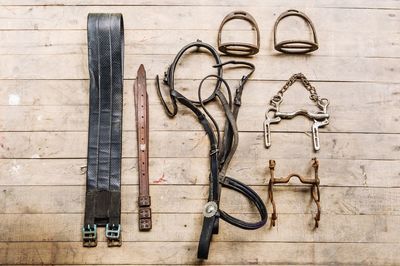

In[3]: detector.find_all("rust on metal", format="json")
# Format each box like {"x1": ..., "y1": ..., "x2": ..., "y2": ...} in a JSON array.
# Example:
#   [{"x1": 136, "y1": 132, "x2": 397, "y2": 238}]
[
  {"x1": 264, "y1": 73, "x2": 330, "y2": 151},
  {"x1": 268, "y1": 158, "x2": 321, "y2": 228},
  {"x1": 217, "y1": 11, "x2": 260, "y2": 56},
  {"x1": 273, "y1": 9, "x2": 318, "y2": 54}
]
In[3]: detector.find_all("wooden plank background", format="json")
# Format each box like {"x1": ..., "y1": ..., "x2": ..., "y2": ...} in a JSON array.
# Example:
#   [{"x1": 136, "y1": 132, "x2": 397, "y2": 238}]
[{"x1": 0, "y1": 0, "x2": 399, "y2": 265}]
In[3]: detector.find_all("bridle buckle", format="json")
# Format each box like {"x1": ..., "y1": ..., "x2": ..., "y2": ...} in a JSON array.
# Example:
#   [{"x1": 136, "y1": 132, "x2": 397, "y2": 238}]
[
  {"x1": 105, "y1": 223, "x2": 122, "y2": 247},
  {"x1": 82, "y1": 224, "x2": 97, "y2": 247}
]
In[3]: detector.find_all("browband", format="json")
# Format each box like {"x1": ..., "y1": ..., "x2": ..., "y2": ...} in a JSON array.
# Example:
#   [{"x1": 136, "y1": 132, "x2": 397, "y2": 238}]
[
  {"x1": 218, "y1": 11, "x2": 260, "y2": 56},
  {"x1": 274, "y1": 9, "x2": 318, "y2": 54}
]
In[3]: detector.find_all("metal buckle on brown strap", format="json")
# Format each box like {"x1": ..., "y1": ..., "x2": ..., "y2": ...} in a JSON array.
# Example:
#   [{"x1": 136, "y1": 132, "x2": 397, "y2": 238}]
[
  {"x1": 217, "y1": 11, "x2": 260, "y2": 56},
  {"x1": 273, "y1": 9, "x2": 319, "y2": 54}
]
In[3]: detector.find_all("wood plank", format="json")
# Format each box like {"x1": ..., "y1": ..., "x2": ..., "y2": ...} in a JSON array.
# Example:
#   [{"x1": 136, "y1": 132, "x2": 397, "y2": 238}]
[
  {"x1": 1, "y1": 80, "x2": 399, "y2": 133},
  {"x1": 1, "y1": 80, "x2": 398, "y2": 107},
  {"x1": 0, "y1": 213, "x2": 398, "y2": 243},
  {"x1": 2, "y1": 29, "x2": 399, "y2": 58},
  {"x1": 52, "y1": 265, "x2": 308, "y2": 266},
  {"x1": 0, "y1": 80, "x2": 89, "y2": 106},
  {"x1": 1, "y1": 131, "x2": 399, "y2": 160},
  {"x1": 0, "y1": 242, "x2": 399, "y2": 265},
  {"x1": 0, "y1": 185, "x2": 398, "y2": 215},
  {"x1": 1, "y1": 158, "x2": 399, "y2": 187},
  {"x1": 1, "y1": 0, "x2": 399, "y2": 9},
  {"x1": 2, "y1": 102, "x2": 399, "y2": 133},
  {"x1": 0, "y1": 54, "x2": 398, "y2": 82},
  {"x1": 0, "y1": 6, "x2": 398, "y2": 32}
]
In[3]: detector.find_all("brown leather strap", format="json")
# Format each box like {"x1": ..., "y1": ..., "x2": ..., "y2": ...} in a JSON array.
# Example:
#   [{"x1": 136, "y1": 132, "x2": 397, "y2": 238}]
[{"x1": 134, "y1": 64, "x2": 152, "y2": 231}]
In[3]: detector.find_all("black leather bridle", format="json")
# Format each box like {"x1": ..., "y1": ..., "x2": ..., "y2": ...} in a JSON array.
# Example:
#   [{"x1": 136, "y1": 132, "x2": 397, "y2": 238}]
[{"x1": 156, "y1": 40, "x2": 267, "y2": 260}]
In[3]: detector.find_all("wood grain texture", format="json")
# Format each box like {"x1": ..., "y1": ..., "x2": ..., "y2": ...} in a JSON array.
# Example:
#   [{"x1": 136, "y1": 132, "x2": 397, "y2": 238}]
[
  {"x1": 1, "y1": 213, "x2": 399, "y2": 243},
  {"x1": 1, "y1": 0, "x2": 399, "y2": 8},
  {"x1": 2, "y1": 30, "x2": 399, "y2": 58},
  {"x1": 0, "y1": 6, "x2": 399, "y2": 31},
  {"x1": 0, "y1": 185, "x2": 398, "y2": 215},
  {"x1": 1, "y1": 242, "x2": 399, "y2": 265},
  {"x1": 1, "y1": 54, "x2": 398, "y2": 81},
  {"x1": 1, "y1": 80, "x2": 398, "y2": 106},
  {"x1": 1, "y1": 158, "x2": 399, "y2": 187},
  {"x1": 1, "y1": 131, "x2": 399, "y2": 159},
  {"x1": 1, "y1": 80, "x2": 400, "y2": 133},
  {"x1": 1, "y1": 0, "x2": 399, "y2": 265},
  {"x1": 2, "y1": 101, "x2": 399, "y2": 133}
]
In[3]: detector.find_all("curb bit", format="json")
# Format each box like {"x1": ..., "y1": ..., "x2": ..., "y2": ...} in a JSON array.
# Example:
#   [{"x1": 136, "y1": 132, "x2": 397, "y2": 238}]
[{"x1": 264, "y1": 73, "x2": 330, "y2": 151}]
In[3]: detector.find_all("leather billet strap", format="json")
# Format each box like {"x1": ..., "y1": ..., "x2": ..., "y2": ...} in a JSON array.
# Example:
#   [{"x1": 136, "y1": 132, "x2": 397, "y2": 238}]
[
  {"x1": 218, "y1": 11, "x2": 260, "y2": 56},
  {"x1": 134, "y1": 65, "x2": 152, "y2": 231},
  {"x1": 156, "y1": 41, "x2": 267, "y2": 260},
  {"x1": 83, "y1": 13, "x2": 124, "y2": 247},
  {"x1": 274, "y1": 9, "x2": 318, "y2": 54}
]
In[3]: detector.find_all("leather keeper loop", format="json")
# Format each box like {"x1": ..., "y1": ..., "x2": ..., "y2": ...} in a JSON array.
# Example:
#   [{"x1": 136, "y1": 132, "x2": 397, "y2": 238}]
[
  {"x1": 139, "y1": 207, "x2": 152, "y2": 219},
  {"x1": 274, "y1": 9, "x2": 318, "y2": 54},
  {"x1": 139, "y1": 218, "x2": 152, "y2": 231},
  {"x1": 138, "y1": 195, "x2": 151, "y2": 207},
  {"x1": 218, "y1": 11, "x2": 260, "y2": 56}
]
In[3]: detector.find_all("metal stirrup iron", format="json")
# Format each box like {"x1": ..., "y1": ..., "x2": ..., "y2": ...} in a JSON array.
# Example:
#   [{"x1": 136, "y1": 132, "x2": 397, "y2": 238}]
[
  {"x1": 83, "y1": 13, "x2": 124, "y2": 247},
  {"x1": 274, "y1": 9, "x2": 318, "y2": 54},
  {"x1": 218, "y1": 11, "x2": 260, "y2": 56}
]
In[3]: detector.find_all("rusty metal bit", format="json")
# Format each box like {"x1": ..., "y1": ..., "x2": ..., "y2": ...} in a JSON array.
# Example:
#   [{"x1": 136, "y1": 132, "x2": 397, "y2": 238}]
[{"x1": 267, "y1": 159, "x2": 321, "y2": 228}]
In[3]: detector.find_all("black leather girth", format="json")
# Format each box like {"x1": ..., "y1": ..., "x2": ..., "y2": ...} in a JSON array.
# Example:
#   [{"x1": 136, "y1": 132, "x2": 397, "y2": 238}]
[{"x1": 83, "y1": 13, "x2": 124, "y2": 247}]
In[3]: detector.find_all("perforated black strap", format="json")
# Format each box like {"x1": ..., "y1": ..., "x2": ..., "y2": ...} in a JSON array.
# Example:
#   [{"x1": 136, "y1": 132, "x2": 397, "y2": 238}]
[{"x1": 83, "y1": 13, "x2": 124, "y2": 247}]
